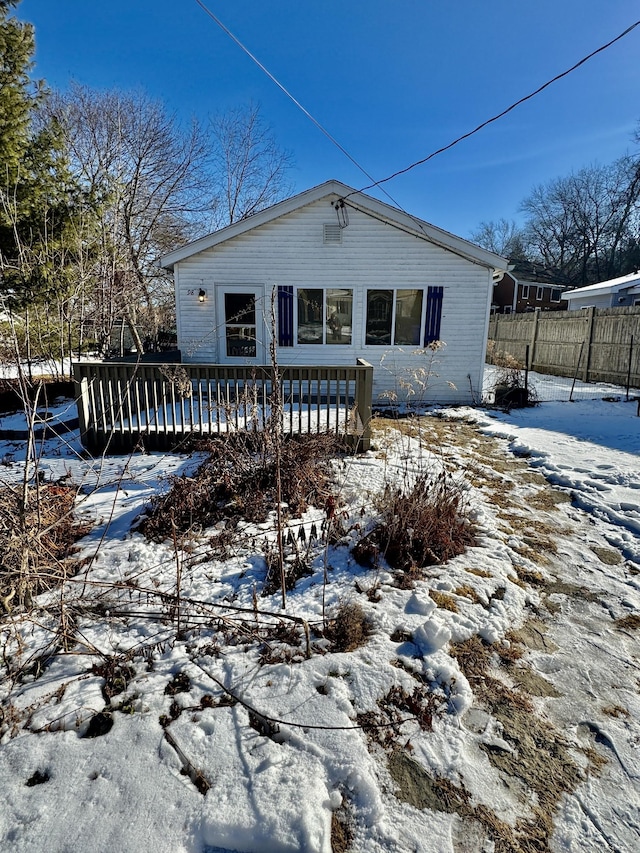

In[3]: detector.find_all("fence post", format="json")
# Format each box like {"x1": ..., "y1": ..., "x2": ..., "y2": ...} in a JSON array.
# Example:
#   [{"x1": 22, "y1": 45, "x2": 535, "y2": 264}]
[
  {"x1": 356, "y1": 358, "x2": 373, "y2": 451},
  {"x1": 582, "y1": 306, "x2": 596, "y2": 382},
  {"x1": 529, "y1": 309, "x2": 540, "y2": 369},
  {"x1": 570, "y1": 341, "x2": 585, "y2": 402},
  {"x1": 626, "y1": 335, "x2": 634, "y2": 401}
]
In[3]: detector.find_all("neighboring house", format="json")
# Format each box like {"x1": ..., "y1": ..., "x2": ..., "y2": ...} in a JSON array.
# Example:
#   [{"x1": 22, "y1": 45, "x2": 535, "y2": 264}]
[
  {"x1": 564, "y1": 271, "x2": 640, "y2": 310},
  {"x1": 492, "y1": 260, "x2": 568, "y2": 314},
  {"x1": 160, "y1": 180, "x2": 507, "y2": 404}
]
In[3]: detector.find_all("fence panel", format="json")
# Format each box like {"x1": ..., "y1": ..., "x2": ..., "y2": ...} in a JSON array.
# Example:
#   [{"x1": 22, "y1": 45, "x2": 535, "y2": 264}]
[{"x1": 489, "y1": 307, "x2": 640, "y2": 394}]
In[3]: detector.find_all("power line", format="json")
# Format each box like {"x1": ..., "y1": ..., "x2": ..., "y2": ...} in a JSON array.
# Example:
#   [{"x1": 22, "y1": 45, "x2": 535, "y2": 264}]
[
  {"x1": 192, "y1": 0, "x2": 404, "y2": 210},
  {"x1": 354, "y1": 19, "x2": 640, "y2": 195},
  {"x1": 193, "y1": 4, "x2": 639, "y2": 248}
]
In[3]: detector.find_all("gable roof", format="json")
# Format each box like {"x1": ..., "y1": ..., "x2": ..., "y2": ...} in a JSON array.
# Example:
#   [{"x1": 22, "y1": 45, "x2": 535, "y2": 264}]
[
  {"x1": 564, "y1": 271, "x2": 640, "y2": 299},
  {"x1": 160, "y1": 179, "x2": 508, "y2": 272}
]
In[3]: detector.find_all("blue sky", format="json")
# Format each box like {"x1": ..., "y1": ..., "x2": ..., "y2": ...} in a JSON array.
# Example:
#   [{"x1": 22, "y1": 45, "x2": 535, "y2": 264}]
[{"x1": 18, "y1": 0, "x2": 640, "y2": 239}]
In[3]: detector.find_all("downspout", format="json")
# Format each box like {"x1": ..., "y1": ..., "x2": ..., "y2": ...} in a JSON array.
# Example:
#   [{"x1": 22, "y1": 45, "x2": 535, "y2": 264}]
[{"x1": 480, "y1": 268, "x2": 497, "y2": 395}]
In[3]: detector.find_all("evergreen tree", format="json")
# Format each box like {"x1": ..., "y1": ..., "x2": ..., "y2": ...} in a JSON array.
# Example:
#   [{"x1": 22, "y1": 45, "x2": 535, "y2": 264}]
[
  {"x1": 0, "y1": 0, "x2": 31, "y2": 176},
  {"x1": 0, "y1": 0, "x2": 82, "y2": 374}
]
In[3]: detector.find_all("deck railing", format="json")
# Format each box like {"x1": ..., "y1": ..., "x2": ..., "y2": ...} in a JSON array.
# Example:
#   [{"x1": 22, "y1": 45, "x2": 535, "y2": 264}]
[{"x1": 73, "y1": 360, "x2": 373, "y2": 454}]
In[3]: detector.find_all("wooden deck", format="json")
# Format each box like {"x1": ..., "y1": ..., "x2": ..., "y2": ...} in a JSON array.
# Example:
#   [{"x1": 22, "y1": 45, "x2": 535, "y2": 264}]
[{"x1": 73, "y1": 360, "x2": 373, "y2": 454}]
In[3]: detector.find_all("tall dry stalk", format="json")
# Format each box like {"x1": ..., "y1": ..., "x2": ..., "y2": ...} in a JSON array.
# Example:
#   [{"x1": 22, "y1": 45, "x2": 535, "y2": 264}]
[{"x1": 269, "y1": 287, "x2": 286, "y2": 609}]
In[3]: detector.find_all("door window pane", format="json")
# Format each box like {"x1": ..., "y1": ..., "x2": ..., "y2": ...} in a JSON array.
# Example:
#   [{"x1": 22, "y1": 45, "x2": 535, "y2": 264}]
[
  {"x1": 326, "y1": 288, "x2": 353, "y2": 345},
  {"x1": 297, "y1": 289, "x2": 324, "y2": 344},
  {"x1": 366, "y1": 290, "x2": 393, "y2": 345},
  {"x1": 225, "y1": 327, "x2": 256, "y2": 358},
  {"x1": 225, "y1": 292, "x2": 256, "y2": 357},
  {"x1": 394, "y1": 289, "x2": 423, "y2": 345},
  {"x1": 225, "y1": 292, "x2": 255, "y2": 324}
]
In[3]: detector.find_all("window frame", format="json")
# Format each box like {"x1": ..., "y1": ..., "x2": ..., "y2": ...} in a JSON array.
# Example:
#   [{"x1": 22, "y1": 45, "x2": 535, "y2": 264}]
[
  {"x1": 520, "y1": 285, "x2": 530, "y2": 299},
  {"x1": 536, "y1": 286, "x2": 544, "y2": 301},
  {"x1": 362, "y1": 285, "x2": 444, "y2": 349},
  {"x1": 364, "y1": 287, "x2": 430, "y2": 347},
  {"x1": 295, "y1": 286, "x2": 354, "y2": 346},
  {"x1": 550, "y1": 289, "x2": 563, "y2": 303}
]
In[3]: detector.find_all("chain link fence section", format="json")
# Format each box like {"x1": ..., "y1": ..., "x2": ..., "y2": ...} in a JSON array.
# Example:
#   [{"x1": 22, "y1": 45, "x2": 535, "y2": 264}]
[{"x1": 483, "y1": 363, "x2": 634, "y2": 404}]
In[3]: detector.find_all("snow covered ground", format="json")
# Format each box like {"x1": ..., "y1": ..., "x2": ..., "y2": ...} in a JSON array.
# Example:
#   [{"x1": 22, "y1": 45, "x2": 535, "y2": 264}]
[{"x1": 0, "y1": 377, "x2": 639, "y2": 852}]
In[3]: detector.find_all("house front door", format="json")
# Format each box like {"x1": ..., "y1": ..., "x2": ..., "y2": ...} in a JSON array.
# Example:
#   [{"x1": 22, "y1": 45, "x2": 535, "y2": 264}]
[{"x1": 217, "y1": 286, "x2": 266, "y2": 363}]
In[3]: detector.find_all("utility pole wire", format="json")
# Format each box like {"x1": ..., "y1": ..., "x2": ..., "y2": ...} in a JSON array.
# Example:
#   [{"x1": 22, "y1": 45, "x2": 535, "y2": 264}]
[
  {"x1": 194, "y1": 2, "x2": 639, "y2": 207},
  {"x1": 354, "y1": 19, "x2": 640, "y2": 194},
  {"x1": 192, "y1": 0, "x2": 404, "y2": 210}
]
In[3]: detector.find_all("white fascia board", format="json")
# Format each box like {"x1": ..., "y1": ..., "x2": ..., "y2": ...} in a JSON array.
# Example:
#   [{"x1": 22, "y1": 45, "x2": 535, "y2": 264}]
[
  {"x1": 564, "y1": 273, "x2": 640, "y2": 297},
  {"x1": 160, "y1": 179, "x2": 508, "y2": 273}
]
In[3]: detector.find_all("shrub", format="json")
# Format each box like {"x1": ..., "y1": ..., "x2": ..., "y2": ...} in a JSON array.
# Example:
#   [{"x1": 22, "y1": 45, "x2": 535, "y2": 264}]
[
  {"x1": 139, "y1": 432, "x2": 344, "y2": 541},
  {"x1": 353, "y1": 472, "x2": 476, "y2": 574},
  {"x1": 0, "y1": 482, "x2": 91, "y2": 610},
  {"x1": 326, "y1": 601, "x2": 372, "y2": 652}
]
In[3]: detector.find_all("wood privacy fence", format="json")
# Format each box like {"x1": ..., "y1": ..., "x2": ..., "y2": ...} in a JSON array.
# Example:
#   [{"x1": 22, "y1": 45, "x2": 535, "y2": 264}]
[
  {"x1": 488, "y1": 307, "x2": 640, "y2": 388},
  {"x1": 73, "y1": 360, "x2": 373, "y2": 454}
]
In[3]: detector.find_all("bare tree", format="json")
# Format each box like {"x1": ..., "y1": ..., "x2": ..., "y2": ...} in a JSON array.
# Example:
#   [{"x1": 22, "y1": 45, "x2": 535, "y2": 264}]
[
  {"x1": 470, "y1": 218, "x2": 528, "y2": 259},
  {"x1": 522, "y1": 157, "x2": 640, "y2": 286},
  {"x1": 43, "y1": 84, "x2": 214, "y2": 351},
  {"x1": 210, "y1": 102, "x2": 294, "y2": 227}
]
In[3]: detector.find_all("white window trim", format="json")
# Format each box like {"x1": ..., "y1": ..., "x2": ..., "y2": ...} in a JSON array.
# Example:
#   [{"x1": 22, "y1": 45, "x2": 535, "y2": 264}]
[
  {"x1": 521, "y1": 285, "x2": 529, "y2": 299},
  {"x1": 295, "y1": 286, "x2": 354, "y2": 346},
  {"x1": 536, "y1": 286, "x2": 544, "y2": 301},
  {"x1": 364, "y1": 287, "x2": 426, "y2": 347}
]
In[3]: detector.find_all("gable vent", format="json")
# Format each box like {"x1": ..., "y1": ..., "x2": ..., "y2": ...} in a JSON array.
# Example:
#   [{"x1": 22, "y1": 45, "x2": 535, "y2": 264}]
[{"x1": 323, "y1": 223, "x2": 342, "y2": 245}]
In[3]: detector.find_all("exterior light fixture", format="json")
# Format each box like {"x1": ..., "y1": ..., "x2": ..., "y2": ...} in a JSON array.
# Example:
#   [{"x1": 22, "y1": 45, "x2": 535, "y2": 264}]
[{"x1": 198, "y1": 288, "x2": 206, "y2": 303}]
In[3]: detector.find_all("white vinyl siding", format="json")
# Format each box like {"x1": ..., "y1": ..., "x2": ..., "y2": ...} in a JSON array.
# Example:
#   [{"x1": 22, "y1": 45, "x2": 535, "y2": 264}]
[{"x1": 174, "y1": 198, "x2": 493, "y2": 404}]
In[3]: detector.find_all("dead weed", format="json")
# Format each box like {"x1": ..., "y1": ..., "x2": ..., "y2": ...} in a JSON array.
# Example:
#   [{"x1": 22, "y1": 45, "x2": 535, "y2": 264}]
[
  {"x1": 139, "y1": 432, "x2": 343, "y2": 541},
  {"x1": 326, "y1": 602, "x2": 372, "y2": 652},
  {"x1": 353, "y1": 472, "x2": 476, "y2": 576},
  {"x1": 0, "y1": 481, "x2": 92, "y2": 610}
]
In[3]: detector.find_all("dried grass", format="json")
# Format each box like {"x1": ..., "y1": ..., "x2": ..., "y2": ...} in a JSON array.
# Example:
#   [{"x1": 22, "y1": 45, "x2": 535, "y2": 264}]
[
  {"x1": 353, "y1": 472, "x2": 476, "y2": 576},
  {"x1": 616, "y1": 614, "x2": 640, "y2": 631},
  {"x1": 0, "y1": 482, "x2": 91, "y2": 610},
  {"x1": 139, "y1": 432, "x2": 343, "y2": 541},
  {"x1": 429, "y1": 590, "x2": 459, "y2": 612}
]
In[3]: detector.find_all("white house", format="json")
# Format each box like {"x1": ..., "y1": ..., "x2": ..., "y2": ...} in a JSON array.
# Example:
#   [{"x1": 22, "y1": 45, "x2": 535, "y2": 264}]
[
  {"x1": 160, "y1": 180, "x2": 507, "y2": 404},
  {"x1": 564, "y1": 271, "x2": 640, "y2": 310}
]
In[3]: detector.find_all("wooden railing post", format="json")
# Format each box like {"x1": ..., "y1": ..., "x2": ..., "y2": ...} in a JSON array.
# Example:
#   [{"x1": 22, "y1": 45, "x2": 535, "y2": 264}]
[
  {"x1": 72, "y1": 364, "x2": 90, "y2": 439},
  {"x1": 356, "y1": 358, "x2": 373, "y2": 451}
]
